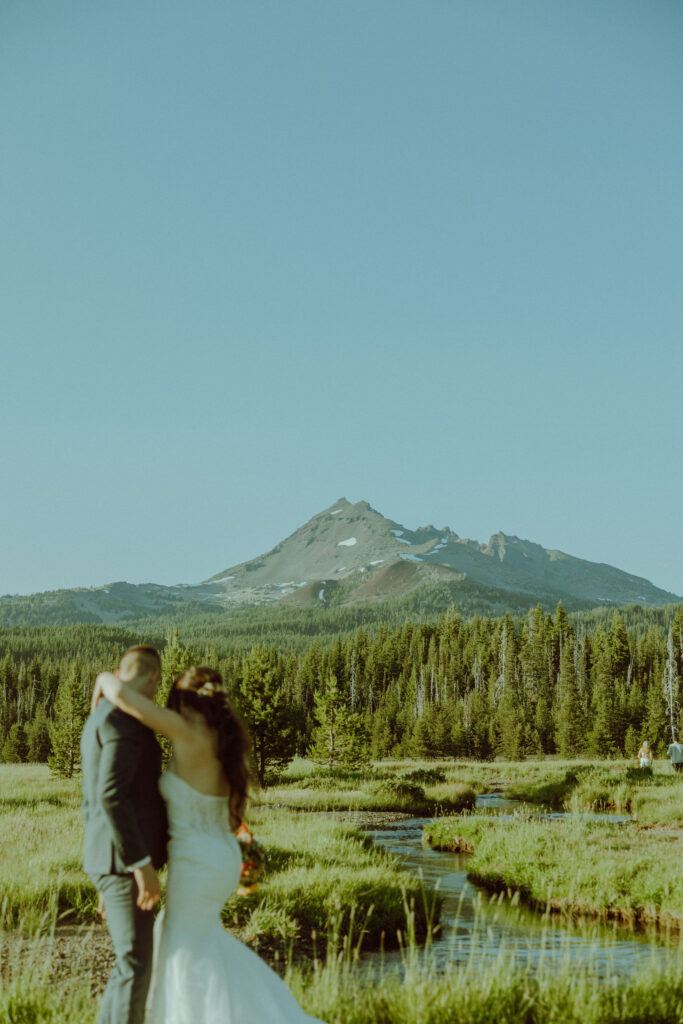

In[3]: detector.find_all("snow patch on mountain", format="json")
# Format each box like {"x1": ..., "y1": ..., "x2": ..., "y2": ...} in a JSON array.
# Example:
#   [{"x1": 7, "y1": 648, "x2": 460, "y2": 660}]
[{"x1": 338, "y1": 538, "x2": 357, "y2": 547}]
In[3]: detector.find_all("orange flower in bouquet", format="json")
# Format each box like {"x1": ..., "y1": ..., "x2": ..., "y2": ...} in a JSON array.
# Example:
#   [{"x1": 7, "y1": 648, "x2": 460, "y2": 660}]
[{"x1": 235, "y1": 823, "x2": 265, "y2": 896}]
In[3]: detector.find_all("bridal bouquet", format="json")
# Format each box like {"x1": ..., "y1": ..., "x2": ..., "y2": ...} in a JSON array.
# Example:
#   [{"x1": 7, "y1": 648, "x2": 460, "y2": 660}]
[{"x1": 235, "y1": 823, "x2": 265, "y2": 896}]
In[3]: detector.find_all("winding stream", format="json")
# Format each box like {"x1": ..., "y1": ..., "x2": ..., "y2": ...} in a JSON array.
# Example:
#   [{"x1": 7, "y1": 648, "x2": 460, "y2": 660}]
[{"x1": 364, "y1": 795, "x2": 679, "y2": 979}]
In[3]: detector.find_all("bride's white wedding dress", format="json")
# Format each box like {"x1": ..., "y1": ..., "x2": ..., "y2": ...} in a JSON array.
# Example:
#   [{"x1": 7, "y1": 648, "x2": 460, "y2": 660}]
[{"x1": 145, "y1": 772, "x2": 323, "y2": 1024}]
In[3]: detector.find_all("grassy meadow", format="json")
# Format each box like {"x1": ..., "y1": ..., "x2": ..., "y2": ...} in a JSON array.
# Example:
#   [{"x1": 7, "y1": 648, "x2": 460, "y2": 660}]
[
  {"x1": 0, "y1": 765, "x2": 434, "y2": 949},
  {"x1": 426, "y1": 761, "x2": 683, "y2": 931},
  {"x1": 7, "y1": 940, "x2": 683, "y2": 1024},
  {"x1": 223, "y1": 807, "x2": 439, "y2": 958},
  {"x1": 255, "y1": 759, "x2": 477, "y2": 815},
  {"x1": 2, "y1": 759, "x2": 683, "y2": 1023},
  {"x1": 0, "y1": 766, "x2": 94, "y2": 927}
]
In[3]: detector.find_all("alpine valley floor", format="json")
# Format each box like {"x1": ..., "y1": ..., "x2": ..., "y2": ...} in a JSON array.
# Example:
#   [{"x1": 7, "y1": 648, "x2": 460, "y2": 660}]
[{"x1": 2, "y1": 760, "x2": 683, "y2": 1024}]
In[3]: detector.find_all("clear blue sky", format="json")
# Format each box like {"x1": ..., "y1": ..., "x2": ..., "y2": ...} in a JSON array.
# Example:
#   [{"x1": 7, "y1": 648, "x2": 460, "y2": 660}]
[{"x1": 1, "y1": 0, "x2": 682, "y2": 598}]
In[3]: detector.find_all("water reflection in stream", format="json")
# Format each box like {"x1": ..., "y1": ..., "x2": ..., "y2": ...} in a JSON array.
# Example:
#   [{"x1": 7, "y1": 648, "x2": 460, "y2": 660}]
[{"x1": 364, "y1": 796, "x2": 678, "y2": 979}]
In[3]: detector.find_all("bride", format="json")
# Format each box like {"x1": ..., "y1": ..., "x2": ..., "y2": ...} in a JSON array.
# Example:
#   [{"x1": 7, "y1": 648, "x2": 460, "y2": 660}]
[{"x1": 94, "y1": 665, "x2": 323, "y2": 1024}]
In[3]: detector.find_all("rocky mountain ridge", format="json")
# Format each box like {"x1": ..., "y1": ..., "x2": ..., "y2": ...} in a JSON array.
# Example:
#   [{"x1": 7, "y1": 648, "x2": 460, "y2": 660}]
[
  {"x1": 1, "y1": 498, "x2": 679, "y2": 626},
  {"x1": 205, "y1": 498, "x2": 677, "y2": 609}
]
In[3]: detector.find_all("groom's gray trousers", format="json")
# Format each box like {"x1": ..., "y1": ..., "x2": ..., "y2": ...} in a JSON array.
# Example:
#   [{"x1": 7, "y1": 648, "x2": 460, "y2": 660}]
[{"x1": 90, "y1": 873, "x2": 155, "y2": 1024}]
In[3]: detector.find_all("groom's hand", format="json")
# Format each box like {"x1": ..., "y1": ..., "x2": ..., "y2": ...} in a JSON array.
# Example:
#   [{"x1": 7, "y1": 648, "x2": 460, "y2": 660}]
[{"x1": 134, "y1": 863, "x2": 161, "y2": 911}]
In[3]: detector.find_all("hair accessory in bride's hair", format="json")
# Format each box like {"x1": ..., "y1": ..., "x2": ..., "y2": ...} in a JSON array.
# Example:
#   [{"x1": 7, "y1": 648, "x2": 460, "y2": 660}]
[{"x1": 197, "y1": 682, "x2": 221, "y2": 697}]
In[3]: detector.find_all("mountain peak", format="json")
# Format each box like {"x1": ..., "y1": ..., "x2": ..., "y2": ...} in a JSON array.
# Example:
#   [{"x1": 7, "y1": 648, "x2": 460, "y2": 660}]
[
  {"x1": 1, "y1": 499, "x2": 679, "y2": 627},
  {"x1": 201, "y1": 502, "x2": 680, "y2": 609},
  {"x1": 484, "y1": 532, "x2": 547, "y2": 562}
]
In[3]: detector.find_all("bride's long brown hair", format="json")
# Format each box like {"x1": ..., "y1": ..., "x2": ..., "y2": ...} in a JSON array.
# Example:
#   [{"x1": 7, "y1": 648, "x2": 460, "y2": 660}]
[{"x1": 167, "y1": 666, "x2": 252, "y2": 829}]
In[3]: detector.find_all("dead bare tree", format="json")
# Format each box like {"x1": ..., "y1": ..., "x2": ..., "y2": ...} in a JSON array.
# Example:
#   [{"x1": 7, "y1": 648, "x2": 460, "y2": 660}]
[{"x1": 663, "y1": 626, "x2": 680, "y2": 743}]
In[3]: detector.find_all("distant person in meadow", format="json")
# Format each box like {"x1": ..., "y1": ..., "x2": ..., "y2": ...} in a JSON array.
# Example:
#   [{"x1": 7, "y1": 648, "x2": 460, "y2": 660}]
[
  {"x1": 667, "y1": 738, "x2": 683, "y2": 773},
  {"x1": 638, "y1": 741, "x2": 653, "y2": 769},
  {"x1": 90, "y1": 660, "x2": 323, "y2": 1024}
]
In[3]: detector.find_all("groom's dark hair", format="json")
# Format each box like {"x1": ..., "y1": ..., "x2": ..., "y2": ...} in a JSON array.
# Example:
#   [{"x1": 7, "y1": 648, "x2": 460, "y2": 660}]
[{"x1": 119, "y1": 645, "x2": 161, "y2": 679}]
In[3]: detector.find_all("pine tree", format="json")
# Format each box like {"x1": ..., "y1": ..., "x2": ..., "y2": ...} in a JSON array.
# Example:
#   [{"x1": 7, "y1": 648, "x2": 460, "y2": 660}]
[
  {"x1": 27, "y1": 704, "x2": 51, "y2": 762},
  {"x1": 239, "y1": 646, "x2": 296, "y2": 784},
  {"x1": 463, "y1": 689, "x2": 492, "y2": 759},
  {"x1": 447, "y1": 699, "x2": 465, "y2": 757},
  {"x1": 623, "y1": 725, "x2": 639, "y2": 758},
  {"x1": 339, "y1": 711, "x2": 371, "y2": 769},
  {"x1": 371, "y1": 688, "x2": 398, "y2": 759},
  {"x1": 2, "y1": 722, "x2": 28, "y2": 763},
  {"x1": 158, "y1": 631, "x2": 201, "y2": 706},
  {"x1": 155, "y1": 632, "x2": 202, "y2": 761},
  {"x1": 626, "y1": 672, "x2": 646, "y2": 741},
  {"x1": 308, "y1": 672, "x2": 370, "y2": 768},
  {"x1": 643, "y1": 678, "x2": 668, "y2": 754},
  {"x1": 588, "y1": 641, "x2": 619, "y2": 756},
  {"x1": 411, "y1": 705, "x2": 441, "y2": 758},
  {"x1": 522, "y1": 606, "x2": 551, "y2": 753},
  {"x1": 555, "y1": 641, "x2": 583, "y2": 757},
  {"x1": 553, "y1": 601, "x2": 570, "y2": 644},
  {"x1": 48, "y1": 663, "x2": 87, "y2": 777},
  {"x1": 492, "y1": 618, "x2": 525, "y2": 758},
  {"x1": 608, "y1": 613, "x2": 631, "y2": 681}
]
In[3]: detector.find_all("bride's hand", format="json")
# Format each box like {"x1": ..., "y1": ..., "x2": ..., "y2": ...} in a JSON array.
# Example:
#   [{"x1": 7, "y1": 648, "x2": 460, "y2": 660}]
[
  {"x1": 92, "y1": 671, "x2": 122, "y2": 713},
  {"x1": 90, "y1": 678, "x2": 104, "y2": 714}
]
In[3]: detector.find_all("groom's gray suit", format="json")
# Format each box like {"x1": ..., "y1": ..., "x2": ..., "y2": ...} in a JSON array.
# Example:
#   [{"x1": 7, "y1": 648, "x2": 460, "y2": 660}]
[{"x1": 81, "y1": 697, "x2": 168, "y2": 1024}]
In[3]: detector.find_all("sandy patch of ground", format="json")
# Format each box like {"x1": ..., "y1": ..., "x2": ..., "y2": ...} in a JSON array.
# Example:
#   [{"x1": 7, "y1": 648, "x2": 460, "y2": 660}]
[{"x1": 1, "y1": 921, "x2": 114, "y2": 995}]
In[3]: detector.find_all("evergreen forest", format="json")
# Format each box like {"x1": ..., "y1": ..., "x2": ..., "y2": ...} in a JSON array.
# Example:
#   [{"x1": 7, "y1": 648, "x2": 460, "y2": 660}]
[{"x1": 1, "y1": 602, "x2": 682, "y2": 776}]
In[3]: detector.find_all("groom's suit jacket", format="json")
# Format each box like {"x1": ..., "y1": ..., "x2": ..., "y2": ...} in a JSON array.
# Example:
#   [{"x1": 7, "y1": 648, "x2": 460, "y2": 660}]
[{"x1": 81, "y1": 698, "x2": 168, "y2": 876}]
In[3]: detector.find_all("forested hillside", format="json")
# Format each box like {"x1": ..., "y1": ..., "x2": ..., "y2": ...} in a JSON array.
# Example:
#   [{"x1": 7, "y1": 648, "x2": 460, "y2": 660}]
[{"x1": 1, "y1": 601, "x2": 682, "y2": 772}]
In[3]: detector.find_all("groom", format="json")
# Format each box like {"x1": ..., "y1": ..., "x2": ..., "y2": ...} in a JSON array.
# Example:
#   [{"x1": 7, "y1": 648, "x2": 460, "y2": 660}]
[{"x1": 81, "y1": 645, "x2": 168, "y2": 1024}]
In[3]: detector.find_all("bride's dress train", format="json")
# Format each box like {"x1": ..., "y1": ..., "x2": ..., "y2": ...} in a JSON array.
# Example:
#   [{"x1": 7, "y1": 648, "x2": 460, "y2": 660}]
[{"x1": 146, "y1": 772, "x2": 323, "y2": 1024}]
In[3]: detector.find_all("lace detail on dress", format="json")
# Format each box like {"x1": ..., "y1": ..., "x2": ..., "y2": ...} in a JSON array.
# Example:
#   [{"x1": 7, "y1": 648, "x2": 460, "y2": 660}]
[{"x1": 159, "y1": 772, "x2": 232, "y2": 837}]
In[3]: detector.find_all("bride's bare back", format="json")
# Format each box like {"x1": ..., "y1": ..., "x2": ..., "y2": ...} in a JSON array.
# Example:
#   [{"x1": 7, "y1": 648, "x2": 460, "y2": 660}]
[{"x1": 169, "y1": 709, "x2": 231, "y2": 797}]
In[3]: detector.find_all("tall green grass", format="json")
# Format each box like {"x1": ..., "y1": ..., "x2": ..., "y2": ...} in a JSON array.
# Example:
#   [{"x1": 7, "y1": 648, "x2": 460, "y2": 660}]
[
  {"x1": 293, "y1": 950, "x2": 683, "y2": 1024},
  {"x1": 4, "y1": 915, "x2": 683, "y2": 1024},
  {"x1": 0, "y1": 766, "x2": 97, "y2": 927},
  {"x1": 506, "y1": 763, "x2": 683, "y2": 821},
  {"x1": 0, "y1": 766, "x2": 439, "y2": 955},
  {"x1": 426, "y1": 814, "x2": 683, "y2": 930},
  {"x1": 4, "y1": 762, "x2": 683, "y2": 1022},
  {"x1": 262, "y1": 756, "x2": 682, "y2": 818},
  {"x1": 258, "y1": 761, "x2": 476, "y2": 814},
  {"x1": 224, "y1": 808, "x2": 439, "y2": 956},
  {"x1": 0, "y1": 918, "x2": 96, "y2": 1023}
]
